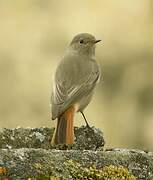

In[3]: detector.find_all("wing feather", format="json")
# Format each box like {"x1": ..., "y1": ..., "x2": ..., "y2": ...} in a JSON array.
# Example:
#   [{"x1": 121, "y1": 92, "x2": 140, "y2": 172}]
[{"x1": 51, "y1": 55, "x2": 100, "y2": 119}]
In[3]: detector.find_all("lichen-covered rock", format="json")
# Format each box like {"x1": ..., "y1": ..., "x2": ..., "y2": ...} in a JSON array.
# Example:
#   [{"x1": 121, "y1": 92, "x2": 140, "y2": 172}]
[
  {"x1": 0, "y1": 126, "x2": 105, "y2": 150},
  {"x1": 64, "y1": 160, "x2": 136, "y2": 180},
  {"x1": 0, "y1": 127, "x2": 152, "y2": 179},
  {"x1": 0, "y1": 149, "x2": 152, "y2": 179},
  {"x1": 73, "y1": 126, "x2": 104, "y2": 150}
]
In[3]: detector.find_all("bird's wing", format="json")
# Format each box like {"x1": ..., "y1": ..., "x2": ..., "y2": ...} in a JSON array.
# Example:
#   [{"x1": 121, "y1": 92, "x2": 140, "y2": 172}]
[{"x1": 51, "y1": 56, "x2": 100, "y2": 119}]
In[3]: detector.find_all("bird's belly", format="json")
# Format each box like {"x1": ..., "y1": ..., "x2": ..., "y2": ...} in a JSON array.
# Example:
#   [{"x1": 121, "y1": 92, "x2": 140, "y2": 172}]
[{"x1": 75, "y1": 92, "x2": 94, "y2": 112}]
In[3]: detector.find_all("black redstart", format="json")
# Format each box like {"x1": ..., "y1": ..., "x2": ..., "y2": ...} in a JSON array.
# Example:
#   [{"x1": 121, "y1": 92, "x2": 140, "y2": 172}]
[{"x1": 51, "y1": 33, "x2": 101, "y2": 145}]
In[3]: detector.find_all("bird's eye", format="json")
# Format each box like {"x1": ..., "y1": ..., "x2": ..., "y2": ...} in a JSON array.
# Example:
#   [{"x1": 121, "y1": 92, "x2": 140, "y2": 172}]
[{"x1": 79, "y1": 39, "x2": 84, "y2": 44}]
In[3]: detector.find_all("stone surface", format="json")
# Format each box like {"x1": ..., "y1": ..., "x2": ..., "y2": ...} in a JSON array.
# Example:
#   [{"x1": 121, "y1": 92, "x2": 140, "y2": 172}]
[
  {"x1": 0, "y1": 127, "x2": 152, "y2": 179},
  {"x1": 0, "y1": 126, "x2": 105, "y2": 150},
  {"x1": 0, "y1": 149, "x2": 152, "y2": 179}
]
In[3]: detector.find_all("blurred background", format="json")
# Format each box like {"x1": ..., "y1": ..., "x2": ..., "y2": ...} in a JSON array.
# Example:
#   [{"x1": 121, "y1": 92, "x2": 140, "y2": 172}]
[{"x1": 0, "y1": 0, "x2": 153, "y2": 150}]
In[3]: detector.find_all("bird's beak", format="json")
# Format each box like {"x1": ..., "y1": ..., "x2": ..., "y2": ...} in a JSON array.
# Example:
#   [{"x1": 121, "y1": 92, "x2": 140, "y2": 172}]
[{"x1": 94, "y1": 39, "x2": 101, "y2": 44}]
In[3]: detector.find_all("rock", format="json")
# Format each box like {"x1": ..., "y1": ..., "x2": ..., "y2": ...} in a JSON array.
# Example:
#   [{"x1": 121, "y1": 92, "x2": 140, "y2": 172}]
[
  {"x1": 0, "y1": 149, "x2": 152, "y2": 179},
  {"x1": 0, "y1": 127, "x2": 152, "y2": 179},
  {"x1": 0, "y1": 126, "x2": 105, "y2": 150}
]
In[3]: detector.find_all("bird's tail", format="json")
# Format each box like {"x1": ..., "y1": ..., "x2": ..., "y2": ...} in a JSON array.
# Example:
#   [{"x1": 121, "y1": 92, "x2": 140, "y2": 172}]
[{"x1": 51, "y1": 106, "x2": 75, "y2": 145}]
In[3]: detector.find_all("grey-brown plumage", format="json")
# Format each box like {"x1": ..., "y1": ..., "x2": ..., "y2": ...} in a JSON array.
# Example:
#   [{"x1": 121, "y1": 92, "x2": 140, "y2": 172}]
[{"x1": 51, "y1": 33, "x2": 101, "y2": 145}]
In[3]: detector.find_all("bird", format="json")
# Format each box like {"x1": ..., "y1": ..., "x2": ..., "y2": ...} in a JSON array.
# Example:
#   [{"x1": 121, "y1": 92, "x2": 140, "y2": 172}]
[{"x1": 51, "y1": 33, "x2": 101, "y2": 145}]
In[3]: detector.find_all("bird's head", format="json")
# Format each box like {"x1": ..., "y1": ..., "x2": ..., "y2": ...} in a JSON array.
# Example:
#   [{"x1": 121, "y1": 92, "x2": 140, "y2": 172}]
[{"x1": 69, "y1": 33, "x2": 101, "y2": 56}]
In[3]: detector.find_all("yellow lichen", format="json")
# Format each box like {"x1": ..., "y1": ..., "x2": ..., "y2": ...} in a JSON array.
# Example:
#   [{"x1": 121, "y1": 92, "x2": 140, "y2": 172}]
[
  {"x1": 64, "y1": 160, "x2": 136, "y2": 180},
  {"x1": 50, "y1": 176, "x2": 57, "y2": 180}
]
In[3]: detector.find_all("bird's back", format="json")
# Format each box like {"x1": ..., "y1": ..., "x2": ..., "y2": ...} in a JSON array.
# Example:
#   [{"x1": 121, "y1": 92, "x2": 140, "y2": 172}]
[{"x1": 51, "y1": 52, "x2": 100, "y2": 119}]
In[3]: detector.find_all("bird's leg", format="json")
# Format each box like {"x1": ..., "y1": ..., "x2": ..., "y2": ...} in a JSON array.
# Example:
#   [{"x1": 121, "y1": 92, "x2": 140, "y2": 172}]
[{"x1": 80, "y1": 111, "x2": 90, "y2": 128}]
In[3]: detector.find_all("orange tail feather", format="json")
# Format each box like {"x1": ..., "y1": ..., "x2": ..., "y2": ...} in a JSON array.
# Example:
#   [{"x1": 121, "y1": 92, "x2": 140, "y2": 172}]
[{"x1": 51, "y1": 106, "x2": 75, "y2": 145}]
